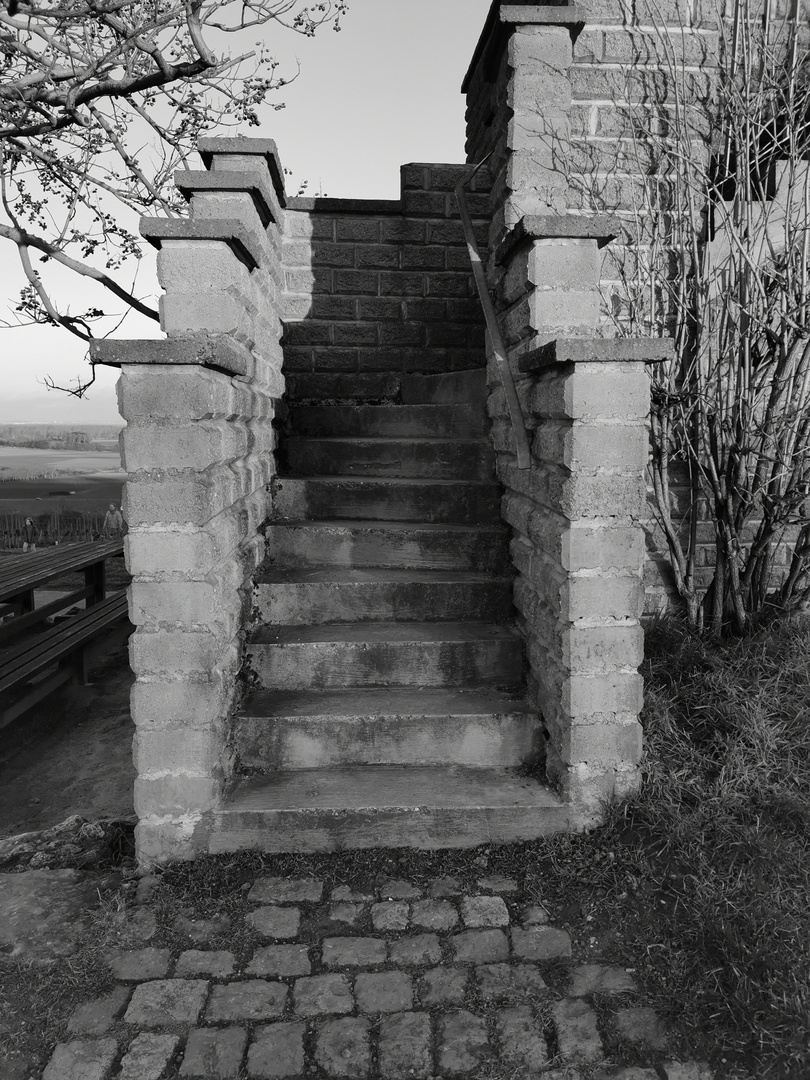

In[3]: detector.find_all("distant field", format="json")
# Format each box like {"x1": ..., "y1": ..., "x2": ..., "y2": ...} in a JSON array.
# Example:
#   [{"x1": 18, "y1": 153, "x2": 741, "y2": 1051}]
[
  {"x1": 0, "y1": 445, "x2": 124, "y2": 517},
  {"x1": 0, "y1": 445, "x2": 122, "y2": 475}
]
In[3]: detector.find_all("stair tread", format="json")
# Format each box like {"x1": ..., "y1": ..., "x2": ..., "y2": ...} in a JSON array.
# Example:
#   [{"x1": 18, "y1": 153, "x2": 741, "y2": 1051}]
[
  {"x1": 251, "y1": 621, "x2": 521, "y2": 645},
  {"x1": 269, "y1": 520, "x2": 505, "y2": 533},
  {"x1": 278, "y1": 476, "x2": 498, "y2": 487},
  {"x1": 223, "y1": 766, "x2": 562, "y2": 812},
  {"x1": 238, "y1": 687, "x2": 533, "y2": 718},
  {"x1": 285, "y1": 436, "x2": 489, "y2": 444},
  {"x1": 255, "y1": 568, "x2": 512, "y2": 584}
]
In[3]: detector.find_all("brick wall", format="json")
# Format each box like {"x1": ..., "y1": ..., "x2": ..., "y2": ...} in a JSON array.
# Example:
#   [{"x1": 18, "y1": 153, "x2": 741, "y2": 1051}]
[{"x1": 280, "y1": 164, "x2": 492, "y2": 398}]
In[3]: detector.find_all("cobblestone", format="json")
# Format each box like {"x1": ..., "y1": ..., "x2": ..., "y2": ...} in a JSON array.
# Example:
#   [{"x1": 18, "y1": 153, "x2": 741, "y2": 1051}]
[
  {"x1": 247, "y1": 1022, "x2": 306, "y2": 1078},
  {"x1": 205, "y1": 980, "x2": 287, "y2": 1022},
  {"x1": 616, "y1": 1006, "x2": 668, "y2": 1049},
  {"x1": 379, "y1": 1011, "x2": 432, "y2": 1079},
  {"x1": 175, "y1": 914, "x2": 230, "y2": 944},
  {"x1": 511, "y1": 925, "x2": 572, "y2": 959},
  {"x1": 109, "y1": 947, "x2": 172, "y2": 980},
  {"x1": 329, "y1": 901, "x2": 363, "y2": 924},
  {"x1": 388, "y1": 932, "x2": 442, "y2": 966},
  {"x1": 119, "y1": 1032, "x2": 180, "y2": 1080},
  {"x1": 124, "y1": 980, "x2": 208, "y2": 1027},
  {"x1": 461, "y1": 894, "x2": 509, "y2": 927},
  {"x1": 452, "y1": 928, "x2": 509, "y2": 963},
  {"x1": 439, "y1": 1009, "x2": 491, "y2": 1073},
  {"x1": 249, "y1": 876, "x2": 324, "y2": 903},
  {"x1": 322, "y1": 935, "x2": 386, "y2": 967},
  {"x1": 371, "y1": 900, "x2": 409, "y2": 931},
  {"x1": 331, "y1": 885, "x2": 374, "y2": 902},
  {"x1": 570, "y1": 963, "x2": 637, "y2": 997},
  {"x1": 175, "y1": 949, "x2": 235, "y2": 977},
  {"x1": 180, "y1": 1026, "x2": 246, "y2": 1077},
  {"x1": 521, "y1": 902, "x2": 551, "y2": 925},
  {"x1": 245, "y1": 906, "x2": 300, "y2": 939},
  {"x1": 553, "y1": 998, "x2": 604, "y2": 1064},
  {"x1": 37, "y1": 866, "x2": 713, "y2": 1080},
  {"x1": 355, "y1": 970, "x2": 413, "y2": 1012},
  {"x1": 497, "y1": 1005, "x2": 550, "y2": 1070},
  {"x1": 477, "y1": 962, "x2": 547, "y2": 1001},
  {"x1": 430, "y1": 876, "x2": 463, "y2": 897},
  {"x1": 67, "y1": 985, "x2": 130, "y2": 1035},
  {"x1": 246, "y1": 944, "x2": 311, "y2": 976},
  {"x1": 662, "y1": 1063, "x2": 713, "y2": 1080},
  {"x1": 418, "y1": 965, "x2": 468, "y2": 1005},
  {"x1": 477, "y1": 874, "x2": 518, "y2": 892},
  {"x1": 42, "y1": 1038, "x2": 118, "y2": 1080},
  {"x1": 294, "y1": 973, "x2": 354, "y2": 1016},
  {"x1": 315, "y1": 1016, "x2": 371, "y2": 1077},
  {"x1": 411, "y1": 899, "x2": 458, "y2": 930},
  {"x1": 379, "y1": 879, "x2": 421, "y2": 899}
]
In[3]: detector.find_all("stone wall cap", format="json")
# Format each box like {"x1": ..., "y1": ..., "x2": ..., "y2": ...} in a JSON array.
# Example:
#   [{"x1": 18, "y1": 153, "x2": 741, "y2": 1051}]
[
  {"x1": 518, "y1": 336, "x2": 675, "y2": 372},
  {"x1": 139, "y1": 216, "x2": 264, "y2": 270},
  {"x1": 286, "y1": 196, "x2": 402, "y2": 215},
  {"x1": 462, "y1": 1, "x2": 586, "y2": 93},
  {"x1": 496, "y1": 215, "x2": 626, "y2": 264},
  {"x1": 90, "y1": 334, "x2": 251, "y2": 376},
  {"x1": 173, "y1": 169, "x2": 280, "y2": 227},
  {"x1": 197, "y1": 137, "x2": 286, "y2": 206}
]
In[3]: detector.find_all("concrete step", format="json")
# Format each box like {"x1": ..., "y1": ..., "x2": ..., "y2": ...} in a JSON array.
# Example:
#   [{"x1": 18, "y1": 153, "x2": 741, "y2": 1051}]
[
  {"x1": 402, "y1": 369, "x2": 487, "y2": 405},
  {"x1": 254, "y1": 568, "x2": 514, "y2": 624},
  {"x1": 286, "y1": 368, "x2": 486, "y2": 406},
  {"x1": 282, "y1": 437, "x2": 494, "y2": 480},
  {"x1": 209, "y1": 766, "x2": 568, "y2": 853},
  {"x1": 263, "y1": 521, "x2": 510, "y2": 572},
  {"x1": 269, "y1": 476, "x2": 502, "y2": 524},
  {"x1": 246, "y1": 621, "x2": 524, "y2": 690},
  {"x1": 235, "y1": 688, "x2": 540, "y2": 770},
  {"x1": 288, "y1": 404, "x2": 487, "y2": 439}
]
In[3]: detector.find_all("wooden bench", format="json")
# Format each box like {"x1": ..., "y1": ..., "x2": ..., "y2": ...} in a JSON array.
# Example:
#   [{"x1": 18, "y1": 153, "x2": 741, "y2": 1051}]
[
  {"x1": 0, "y1": 539, "x2": 124, "y2": 644},
  {"x1": 0, "y1": 540, "x2": 129, "y2": 727},
  {"x1": 0, "y1": 592, "x2": 130, "y2": 728}
]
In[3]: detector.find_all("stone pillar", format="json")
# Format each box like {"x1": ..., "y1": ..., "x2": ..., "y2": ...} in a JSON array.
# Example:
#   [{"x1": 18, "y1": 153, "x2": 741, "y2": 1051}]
[
  {"x1": 91, "y1": 139, "x2": 285, "y2": 864},
  {"x1": 465, "y1": 4, "x2": 674, "y2": 817}
]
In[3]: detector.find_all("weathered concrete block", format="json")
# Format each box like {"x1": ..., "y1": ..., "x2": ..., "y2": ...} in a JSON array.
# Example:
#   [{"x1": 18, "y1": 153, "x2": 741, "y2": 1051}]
[
  {"x1": 133, "y1": 725, "x2": 227, "y2": 778},
  {"x1": 130, "y1": 627, "x2": 234, "y2": 677},
  {"x1": 134, "y1": 775, "x2": 222, "y2": 818},
  {"x1": 533, "y1": 420, "x2": 649, "y2": 471},
  {"x1": 160, "y1": 292, "x2": 255, "y2": 342},
  {"x1": 157, "y1": 240, "x2": 251, "y2": 294},
  {"x1": 530, "y1": 364, "x2": 650, "y2": 421},
  {"x1": 130, "y1": 678, "x2": 232, "y2": 726},
  {"x1": 561, "y1": 671, "x2": 644, "y2": 716},
  {"x1": 122, "y1": 420, "x2": 251, "y2": 473},
  {"x1": 528, "y1": 239, "x2": 603, "y2": 291}
]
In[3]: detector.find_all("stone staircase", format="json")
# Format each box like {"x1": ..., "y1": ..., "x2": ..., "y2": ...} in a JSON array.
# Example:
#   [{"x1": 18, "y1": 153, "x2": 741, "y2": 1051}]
[{"x1": 209, "y1": 369, "x2": 568, "y2": 852}]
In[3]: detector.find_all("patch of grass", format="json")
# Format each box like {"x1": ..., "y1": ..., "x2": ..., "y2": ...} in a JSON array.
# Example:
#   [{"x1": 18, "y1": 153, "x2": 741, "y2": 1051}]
[{"x1": 524, "y1": 615, "x2": 810, "y2": 1080}]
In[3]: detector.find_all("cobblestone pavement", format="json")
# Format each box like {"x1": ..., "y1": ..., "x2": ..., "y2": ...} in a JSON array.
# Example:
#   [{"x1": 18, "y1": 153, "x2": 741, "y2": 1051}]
[{"x1": 43, "y1": 871, "x2": 712, "y2": 1080}]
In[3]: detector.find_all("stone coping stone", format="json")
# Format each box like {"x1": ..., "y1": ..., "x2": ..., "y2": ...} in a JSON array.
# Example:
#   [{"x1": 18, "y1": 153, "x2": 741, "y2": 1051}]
[
  {"x1": 518, "y1": 336, "x2": 675, "y2": 372},
  {"x1": 462, "y1": 2, "x2": 588, "y2": 93},
  {"x1": 90, "y1": 335, "x2": 251, "y2": 377},
  {"x1": 496, "y1": 215, "x2": 626, "y2": 264},
  {"x1": 198, "y1": 137, "x2": 286, "y2": 206},
  {"x1": 139, "y1": 216, "x2": 263, "y2": 270},
  {"x1": 173, "y1": 169, "x2": 280, "y2": 226}
]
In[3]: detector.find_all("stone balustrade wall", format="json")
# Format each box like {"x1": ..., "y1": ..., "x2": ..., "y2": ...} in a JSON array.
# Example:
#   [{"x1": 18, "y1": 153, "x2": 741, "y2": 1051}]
[{"x1": 92, "y1": 139, "x2": 286, "y2": 863}]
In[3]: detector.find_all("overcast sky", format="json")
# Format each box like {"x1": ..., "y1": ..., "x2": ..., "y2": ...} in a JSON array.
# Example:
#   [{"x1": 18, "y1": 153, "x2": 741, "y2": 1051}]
[{"x1": 0, "y1": 0, "x2": 491, "y2": 424}]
